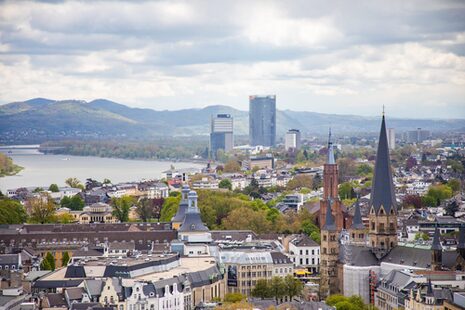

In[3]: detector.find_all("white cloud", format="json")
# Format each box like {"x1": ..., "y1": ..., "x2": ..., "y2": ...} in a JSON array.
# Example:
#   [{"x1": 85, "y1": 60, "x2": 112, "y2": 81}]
[{"x1": 0, "y1": 0, "x2": 464, "y2": 118}]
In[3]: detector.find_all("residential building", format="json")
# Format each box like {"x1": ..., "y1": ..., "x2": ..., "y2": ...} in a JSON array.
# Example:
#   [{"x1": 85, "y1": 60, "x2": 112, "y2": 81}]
[
  {"x1": 285, "y1": 129, "x2": 301, "y2": 151},
  {"x1": 249, "y1": 95, "x2": 276, "y2": 147},
  {"x1": 242, "y1": 154, "x2": 274, "y2": 170},
  {"x1": 288, "y1": 235, "x2": 320, "y2": 274},
  {"x1": 210, "y1": 114, "x2": 234, "y2": 159}
]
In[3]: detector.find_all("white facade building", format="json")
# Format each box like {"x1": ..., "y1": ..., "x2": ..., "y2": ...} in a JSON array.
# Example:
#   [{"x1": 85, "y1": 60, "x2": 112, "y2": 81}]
[{"x1": 285, "y1": 129, "x2": 301, "y2": 151}]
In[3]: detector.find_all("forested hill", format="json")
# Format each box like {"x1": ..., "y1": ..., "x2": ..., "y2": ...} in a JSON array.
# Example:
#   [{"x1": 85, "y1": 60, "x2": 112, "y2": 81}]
[{"x1": 1, "y1": 98, "x2": 464, "y2": 143}]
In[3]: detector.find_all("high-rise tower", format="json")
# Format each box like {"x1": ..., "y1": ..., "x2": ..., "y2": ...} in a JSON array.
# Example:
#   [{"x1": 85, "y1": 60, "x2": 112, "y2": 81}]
[
  {"x1": 249, "y1": 95, "x2": 276, "y2": 147},
  {"x1": 369, "y1": 113, "x2": 398, "y2": 259},
  {"x1": 319, "y1": 130, "x2": 344, "y2": 231}
]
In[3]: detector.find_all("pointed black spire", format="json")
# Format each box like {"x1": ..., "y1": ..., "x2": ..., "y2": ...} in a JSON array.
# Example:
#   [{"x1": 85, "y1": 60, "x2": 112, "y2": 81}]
[
  {"x1": 327, "y1": 128, "x2": 335, "y2": 165},
  {"x1": 351, "y1": 200, "x2": 365, "y2": 230},
  {"x1": 323, "y1": 198, "x2": 337, "y2": 231},
  {"x1": 458, "y1": 225, "x2": 465, "y2": 250},
  {"x1": 371, "y1": 113, "x2": 396, "y2": 214},
  {"x1": 426, "y1": 278, "x2": 434, "y2": 297},
  {"x1": 432, "y1": 226, "x2": 442, "y2": 251}
]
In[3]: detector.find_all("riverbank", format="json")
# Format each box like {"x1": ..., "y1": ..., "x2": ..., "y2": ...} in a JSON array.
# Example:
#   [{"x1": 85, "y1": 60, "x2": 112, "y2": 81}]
[{"x1": 0, "y1": 153, "x2": 23, "y2": 177}]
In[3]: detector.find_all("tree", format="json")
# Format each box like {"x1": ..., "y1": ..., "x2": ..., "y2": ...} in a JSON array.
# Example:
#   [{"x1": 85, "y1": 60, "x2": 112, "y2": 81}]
[
  {"x1": 356, "y1": 163, "x2": 373, "y2": 176},
  {"x1": 252, "y1": 279, "x2": 271, "y2": 300},
  {"x1": 219, "y1": 179, "x2": 233, "y2": 190},
  {"x1": 425, "y1": 184, "x2": 453, "y2": 206},
  {"x1": 60, "y1": 195, "x2": 84, "y2": 211},
  {"x1": 65, "y1": 177, "x2": 84, "y2": 190},
  {"x1": 406, "y1": 156, "x2": 417, "y2": 171},
  {"x1": 26, "y1": 195, "x2": 56, "y2": 224},
  {"x1": 223, "y1": 293, "x2": 245, "y2": 303},
  {"x1": 0, "y1": 198, "x2": 27, "y2": 224},
  {"x1": 33, "y1": 187, "x2": 44, "y2": 193},
  {"x1": 136, "y1": 198, "x2": 155, "y2": 222},
  {"x1": 284, "y1": 274, "x2": 303, "y2": 300},
  {"x1": 402, "y1": 194, "x2": 423, "y2": 209},
  {"x1": 312, "y1": 173, "x2": 322, "y2": 190},
  {"x1": 159, "y1": 196, "x2": 181, "y2": 222},
  {"x1": 224, "y1": 160, "x2": 241, "y2": 173},
  {"x1": 339, "y1": 182, "x2": 355, "y2": 200},
  {"x1": 111, "y1": 196, "x2": 135, "y2": 222},
  {"x1": 326, "y1": 294, "x2": 375, "y2": 310},
  {"x1": 41, "y1": 252, "x2": 55, "y2": 271},
  {"x1": 56, "y1": 213, "x2": 75, "y2": 223},
  {"x1": 270, "y1": 276, "x2": 286, "y2": 304},
  {"x1": 103, "y1": 178, "x2": 112, "y2": 185},
  {"x1": 61, "y1": 251, "x2": 70, "y2": 266},
  {"x1": 222, "y1": 207, "x2": 271, "y2": 234},
  {"x1": 338, "y1": 158, "x2": 357, "y2": 181},
  {"x1": 48, "y1": 184, "x2": 59, "y2": 192},
  {"x1": 287, "y1": 174, "x2": 312, "y2": 190},
  {"x1": 414, "y1": 232, "x2": 429, "y2": 241},
  {"x1": 448, "y1": 179, "x2": 461, "y2": 193}
]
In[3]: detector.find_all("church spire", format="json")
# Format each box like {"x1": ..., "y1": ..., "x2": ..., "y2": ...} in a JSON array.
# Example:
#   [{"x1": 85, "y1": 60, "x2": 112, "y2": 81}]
[
  {"x1": 351, "y1": 200, "x2": 365, "y2": 230},
  {"x1": 432, "y1": 226, "x2": 442, "y2": 251},
  {"x1": 371, "y1": 113, "x2": 396, "y2": 214},
  {"x1": 458, "y1": 225, "x2": 465, "y2": 250},
  {"x1": 327, "y1": 128, "x2": 335, "y2": 165}
]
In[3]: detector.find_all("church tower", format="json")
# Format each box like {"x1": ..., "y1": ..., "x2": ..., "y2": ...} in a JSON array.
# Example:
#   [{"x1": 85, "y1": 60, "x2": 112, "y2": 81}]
[
  {"x1": 431, "y1": 226, "x2": 442, "y2": 271},
  {"x1": 319, "y1": 129, "x2": 344, "y2": 231},
  {"x1": 171, "y1": 185, "x2": 190, "y2": 230},
  {"x1": 320, "y1": 198, "x2": 339, "y2": 299},
  {"x1": 369, "y1": 113, "x2": 398, "y2": 259}
]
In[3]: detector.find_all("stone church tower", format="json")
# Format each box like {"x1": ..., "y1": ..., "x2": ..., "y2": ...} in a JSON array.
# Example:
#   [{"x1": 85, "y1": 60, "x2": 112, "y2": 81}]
[
  {"x1": 369, "y1": 113, "x2": 398, "y2": 259},
  {"x1": 320, "y1": 198, "x2": 339, "y2": 299}
]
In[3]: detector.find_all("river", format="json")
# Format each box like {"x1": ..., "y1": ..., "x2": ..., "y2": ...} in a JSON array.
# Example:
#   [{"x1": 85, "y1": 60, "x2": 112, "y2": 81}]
[{"x1": 0, "y1": 146, "x2": 204, "y2": 191}]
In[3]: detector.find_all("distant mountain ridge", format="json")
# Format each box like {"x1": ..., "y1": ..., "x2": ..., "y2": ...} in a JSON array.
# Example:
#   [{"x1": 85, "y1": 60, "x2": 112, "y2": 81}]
[{"x1": 1, "y1": 98, "x2": 464, "y2": 143}]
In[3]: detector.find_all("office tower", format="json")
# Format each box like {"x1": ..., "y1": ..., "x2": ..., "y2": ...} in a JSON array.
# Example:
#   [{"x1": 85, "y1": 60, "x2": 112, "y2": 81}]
[
  {"x1": 405, "y1": 128, "x2": 430, "y2": 143},
  {"x1": 285, "y1": 129, "x2": 301, "y2": 151},
  {"x1": 387, "y1": 128, "x2": 395, "y2": 150},
  {"x1": 249, "y1": 95, "x2": 276, "y2": 147},
  {"x1": 210, "y1": 114, "x2": 233, "y2": 159}
]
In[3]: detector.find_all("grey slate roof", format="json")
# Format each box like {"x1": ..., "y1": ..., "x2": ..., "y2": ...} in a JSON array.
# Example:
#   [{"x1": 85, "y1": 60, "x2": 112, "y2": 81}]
[
  {"x1": 340, "y1": 243, "x2": 459, "y2": 269},
  {"x1": 171, "y1": 201, "x2": 188, "y2": 222},
  {"x1": 46, "y1": 293, "x2": 67, "y2": 307},
  {"x1": 270, "y1": 252, "x2": 292, "y2": 264},
  {"x1": 65, "y1": 265, "x2": 87, "y2": 278},
  {"x1": 291, "y1": 234, "x2": 319, "y2": 247},
  {"x1": 70, "y1": 302, "x2": 102, "y2": 310},
  {"x1": 84, "y1": 279, "x2": 104, "y2": 298},
  {"x1": 351, "y1": 201, "x2": 365, "y2": 230},
  {"x1": 371, "y1": 115, "x2": 397, "y2": 214},
  {"x1": 0, "y1": 254, "x2": 19, "y2": 266},
  {"x1": 66, "y1": 287, "x2": 84, "y2": 301}
]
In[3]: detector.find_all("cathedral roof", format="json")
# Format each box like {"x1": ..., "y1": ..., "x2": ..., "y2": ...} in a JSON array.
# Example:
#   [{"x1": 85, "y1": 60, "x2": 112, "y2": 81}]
[
  {"x1": 178, "y1": 190, "x2": 209, "y2": 232},
  {"x1": 371, "y1": 114, "x2": 397, "y2": 214}
]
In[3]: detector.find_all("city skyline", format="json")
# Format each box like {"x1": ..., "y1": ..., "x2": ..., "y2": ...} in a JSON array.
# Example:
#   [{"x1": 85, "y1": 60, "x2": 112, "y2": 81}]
[{"x1": 0, "y1": 1, "x2": 464, "y2": 118}]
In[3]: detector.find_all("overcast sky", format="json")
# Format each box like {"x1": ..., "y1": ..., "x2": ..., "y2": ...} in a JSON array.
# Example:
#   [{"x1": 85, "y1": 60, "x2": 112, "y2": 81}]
[{"x1": 1, "y1": 0, "x2": 464, "y2": 118}]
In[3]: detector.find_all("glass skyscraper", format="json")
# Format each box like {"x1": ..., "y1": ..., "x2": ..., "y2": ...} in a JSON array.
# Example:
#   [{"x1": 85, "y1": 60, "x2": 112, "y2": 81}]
[
  {"x1": 249, "y1": 95, "x2": 276, "y2": 146},
  {"x1": 210, "y1": 114, "x2": 233, "y2": 159}
]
